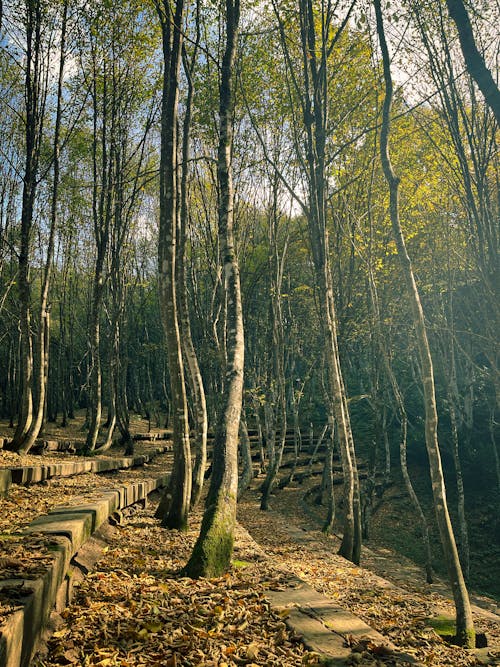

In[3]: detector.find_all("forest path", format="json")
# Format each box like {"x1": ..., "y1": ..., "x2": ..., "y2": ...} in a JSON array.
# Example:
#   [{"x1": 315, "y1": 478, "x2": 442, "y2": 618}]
[
  {"x1": 237, "y1": 480, "x2": 500, "y2": 665},
  {"x1": 29, "y1": 459, "x2": 499, "y2": 666}
]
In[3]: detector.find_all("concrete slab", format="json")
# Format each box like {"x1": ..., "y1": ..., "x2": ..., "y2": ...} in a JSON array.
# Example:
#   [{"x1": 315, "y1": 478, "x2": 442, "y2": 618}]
[
  {"x1": 10, "y1": 467, "x2": 47, "y2": 485},
  {"x1": 0, "y1": 540, "x2": 69, "y2": 667},
  {"x1": 283, "y1": 608, "x2": 351, "y2": 665},
  {"x1": 48, "y1": 498, "x2": 112, "y2": 533},
  {"x1": 266, "y1": 576, "x2": 420, "y2": 665},
  {"x1": 0, "y1": 608, "x2": 24, "y2": 667},
  {"x1": 0, "y1": 475, "x2": 170, "y2": 666}
]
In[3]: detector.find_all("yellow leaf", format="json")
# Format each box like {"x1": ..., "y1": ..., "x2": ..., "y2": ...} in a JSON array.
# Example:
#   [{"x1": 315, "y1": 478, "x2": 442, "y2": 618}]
[
  {"x1": 52, "y1": 629, "x2": 68, "y2": 638},
  {"x1": 144, "y1": 622, "x2": 162, "y2": 633},
  {"x1": 246, "y1": 643, "x2": 260, "y2": 659}
]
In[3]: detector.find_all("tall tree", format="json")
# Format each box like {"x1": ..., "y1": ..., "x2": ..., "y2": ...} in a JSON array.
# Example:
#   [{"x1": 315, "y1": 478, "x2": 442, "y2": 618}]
[
  {"x1": 185, "y1": 0, "x2": 243, "y2": 577},
  {"x1": 177, "y1": 5, "x2": 208, "y2": 508},
  {"x1": 273, "y1": 0, "x2": 362, "y2": 563},
  {"x1": 444, "y1": 0, "x2": 500, "y2": 126},
  {"x1": 10, "y1": 0, "x2": 46, "y2": 451},
  {"x1": 156, "y1": 0, "x2": 192, "y2": 529},
  {"x1": 17, "y1": 0, "x2": 69, "y2": 455},
  {"x1": 374, "y1": 0, "x2": 475, "y2": 646}
]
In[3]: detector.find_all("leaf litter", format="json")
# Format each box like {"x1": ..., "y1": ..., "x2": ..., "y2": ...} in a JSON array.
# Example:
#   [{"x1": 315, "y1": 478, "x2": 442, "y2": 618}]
[
  {"x1": 34, "y1": 504, "x2": 311, "y2": 666},
  {"x1": 1, "y1": 431, "x2": 497, "y2": 667}
]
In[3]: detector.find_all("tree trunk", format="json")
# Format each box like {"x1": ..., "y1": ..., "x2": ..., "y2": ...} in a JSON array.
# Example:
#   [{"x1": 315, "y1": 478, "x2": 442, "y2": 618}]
[
  {"x1": 322, "y1": 420, "x2": 335, "y2": 535},
  {"x1": 18, "y1": 0, "x2": 68, "y2": 455},
  {"x1": 178, "y1": 29, "x2": 207, "y2": 510},
  {"x1": 184, "y1": 0, "x2": 243, "y2": 578},
  {"x1": 286, "y1": 0, "x2": 361, "y2": 563},
  {"x1": 375, "y1": 0, "x2": 474, "y2": 646},
  {"x1": 11, "y1": 0, "x2": 43, "y2": 451},
  {"x1": 157, "y1": 0, "x2": 192, "y2": 530},
  {"x1": 444, "y1": 0, "x2": 500, "y2": 125},
  {"x1": 238, "y1": 417, "x2": 253, "y2": 499}
]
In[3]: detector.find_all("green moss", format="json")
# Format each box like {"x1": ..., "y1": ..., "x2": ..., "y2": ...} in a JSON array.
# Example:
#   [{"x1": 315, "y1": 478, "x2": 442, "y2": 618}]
[
  {"x1": 455, "y1": 627, "x2": 476, "y2": 649},
  {"x1": 426, "y1": 615, "x2": 455, "y2": 637},
  {"x1": 183, "y1": 497, "x2": 236, "y2": 579},
  {"x1": 231, "y1": 559, "x2": 251, "y2": 569},
  {"x1": 427, "y1": 616, "x2": 476, "y2": 648}
]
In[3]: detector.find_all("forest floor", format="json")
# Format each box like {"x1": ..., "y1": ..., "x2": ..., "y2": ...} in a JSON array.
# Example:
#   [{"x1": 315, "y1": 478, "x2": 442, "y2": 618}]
[
  {"x1": 27, "y1": 480, "x2": 499, "y2": 667},
  {"x1": 1, "y1": 415, "x2": 499, "y2": 665}
]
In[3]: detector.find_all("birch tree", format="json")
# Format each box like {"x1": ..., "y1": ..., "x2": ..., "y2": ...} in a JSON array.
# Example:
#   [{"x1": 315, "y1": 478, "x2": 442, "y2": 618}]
[{"x1": 156, "y1": 0, "x2": 192, "y2": 529}]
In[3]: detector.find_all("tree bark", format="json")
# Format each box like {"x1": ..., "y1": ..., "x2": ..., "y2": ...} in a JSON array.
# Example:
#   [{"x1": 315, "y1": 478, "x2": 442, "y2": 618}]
[
  {"x1": 178, "y1": 24, "x2": 207, "y2": 509},
  {"x1": 444, "y1": 0, "x2": 500, "y2": 126},
  {"x1": 18, "y1": 0, "x2": 68, "y2": 455},
  {"x1": 11, "y1": 0, "x2": 43, "y2": 451},
  {"x1": 282, "y1": 0, "x2": 361, "y2": 563},
  {"x1": 238, "y1": 417, "x2": 253, "y2": 499}
]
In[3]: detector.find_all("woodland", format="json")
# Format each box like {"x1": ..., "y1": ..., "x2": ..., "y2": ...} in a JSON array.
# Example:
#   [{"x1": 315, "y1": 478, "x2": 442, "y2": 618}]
[{"x1": 0, "y1": 0, "x2": 499, "y2": 661}]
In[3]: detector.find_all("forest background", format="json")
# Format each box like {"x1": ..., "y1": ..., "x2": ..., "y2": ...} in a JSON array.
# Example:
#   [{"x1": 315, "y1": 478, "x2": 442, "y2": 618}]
[{"x1": 0, "y1": 0, "x2": 498, "y2": 644}]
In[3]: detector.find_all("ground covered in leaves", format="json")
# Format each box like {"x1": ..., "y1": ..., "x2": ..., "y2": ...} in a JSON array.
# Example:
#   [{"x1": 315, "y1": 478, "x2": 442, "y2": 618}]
[
  {"x1": 29, "y1": 485, "x2": 499, "y2": 667},
  {"x1": 238, "y1": 483, "x2": 500, "y2": 667},
  {"x1": 35, "y1": 506, "x2": 313, "y2": 667},
  {"x1": 0, "y1": 436, "x2": 172, "y2": 626},
  {"x1": 1, "y1": 413, "x2": 499, "y2": 666}
]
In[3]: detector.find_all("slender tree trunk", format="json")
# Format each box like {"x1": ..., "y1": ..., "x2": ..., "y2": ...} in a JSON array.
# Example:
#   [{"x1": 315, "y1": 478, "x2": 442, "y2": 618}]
[
  {"x1": 375, "y1": 0, "x2": 474, "y2": 645},
  {"x1": 399, "y1": 400, "x2": 434, "y2": 584},
  {"x1": 157, "y1": 0, "x2": 192, "y2": 529},
  {"x1": 260, "y1": 190, "x2": 287, "y2": 508},
  {"x1": 185, "y1": 0, "x2": 243, "y2": 578},
  {"x1": 85, "y1": 51, "x2": 112, "y2": 453},
  {"x1": 322, "y1": 420, "x2": 335, "y2": 535},
  {"x1": 367, "y1": 267, "x2": 433, "y2": 582},
  {"x1": 307, "y1": 423, "x2": 328, "y2": 476},
  {"x1": 18, "y1": 0, "x2": 68, "y2": 455},
  {"x1": 238, "y1": 417, "x2": 253, "y2": 499},
  {"x1": 11, "y1": 0, "x2": 42, "y2": 451},
  {"x1": 448, "y1": 396, "x2": 469, "y2": 580},
  {"x1": 282, "y1": 0, "x2": 361, "y2": 563},
  {"x1": 178, "y1": 27, "x2": 207, "y2": 509},
  {"x1": 85, "y1": 282, "x2": 103, "y2": 452}
]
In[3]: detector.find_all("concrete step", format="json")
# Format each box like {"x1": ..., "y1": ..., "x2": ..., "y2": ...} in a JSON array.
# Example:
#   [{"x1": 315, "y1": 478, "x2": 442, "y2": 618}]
[
  {"x1": 266, "y1": 575, "x2": 420, "y2": 666},
  {"x1": 1, "y1": 447, "x2": 170, "y2": 491},
  {"x1": 0, "y1": 475, "x2": 169, "y2": 667}
]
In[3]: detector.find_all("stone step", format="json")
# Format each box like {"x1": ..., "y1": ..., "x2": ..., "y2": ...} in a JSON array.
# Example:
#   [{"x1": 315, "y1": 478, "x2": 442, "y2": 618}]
[
  {"x1": 1, "y1": 447, "x2": 170, "y2": 491},
  {"x1": 266, "y1": 575, "x2": 420, "y2": 666},
  {"x1": 0, "y1": 475, "x2": 169, "y2": 667}
]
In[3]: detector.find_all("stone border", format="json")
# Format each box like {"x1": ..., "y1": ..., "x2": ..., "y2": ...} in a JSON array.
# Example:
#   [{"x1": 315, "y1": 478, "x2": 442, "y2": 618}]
[
  {"x1": 0, "y1": 475, "x2": 169, "y2": 667},
  {"x1": 1, "y1": 447, "x2": 170, "y2": 489}
]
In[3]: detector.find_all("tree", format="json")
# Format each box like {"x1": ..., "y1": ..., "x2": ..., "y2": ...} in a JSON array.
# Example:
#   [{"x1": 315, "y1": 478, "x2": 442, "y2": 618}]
[
  {"x1": 444, "y1": 0, "x2": 500, "y2": 126},
  {"x1": 271, "y1": 0, "x2": 362, "y2": 563},
  {"x1": 10, "y1": 0, "x2": 47, "y2": 452},
  {"x1": 185, "y1": 0, "x2": 243, "y2": 578},
  {"x1": 177, "y1": 4, "x2": 208, "y2": 508},
  {"x1": 156, "y1": 0, "x2": 192, "y2": 530},
  {"x1": 374, "y1": 0, "x2": 475, "y2": 646}
]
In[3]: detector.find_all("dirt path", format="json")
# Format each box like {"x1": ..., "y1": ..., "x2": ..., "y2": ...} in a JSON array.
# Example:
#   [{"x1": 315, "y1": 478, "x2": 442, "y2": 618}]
[
  {"x1": 31, "y1": 478, "x2": 500, "y2": 666},
  {"x1": 237, "y1": 482, "x2": 500, "y2": 665}
]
